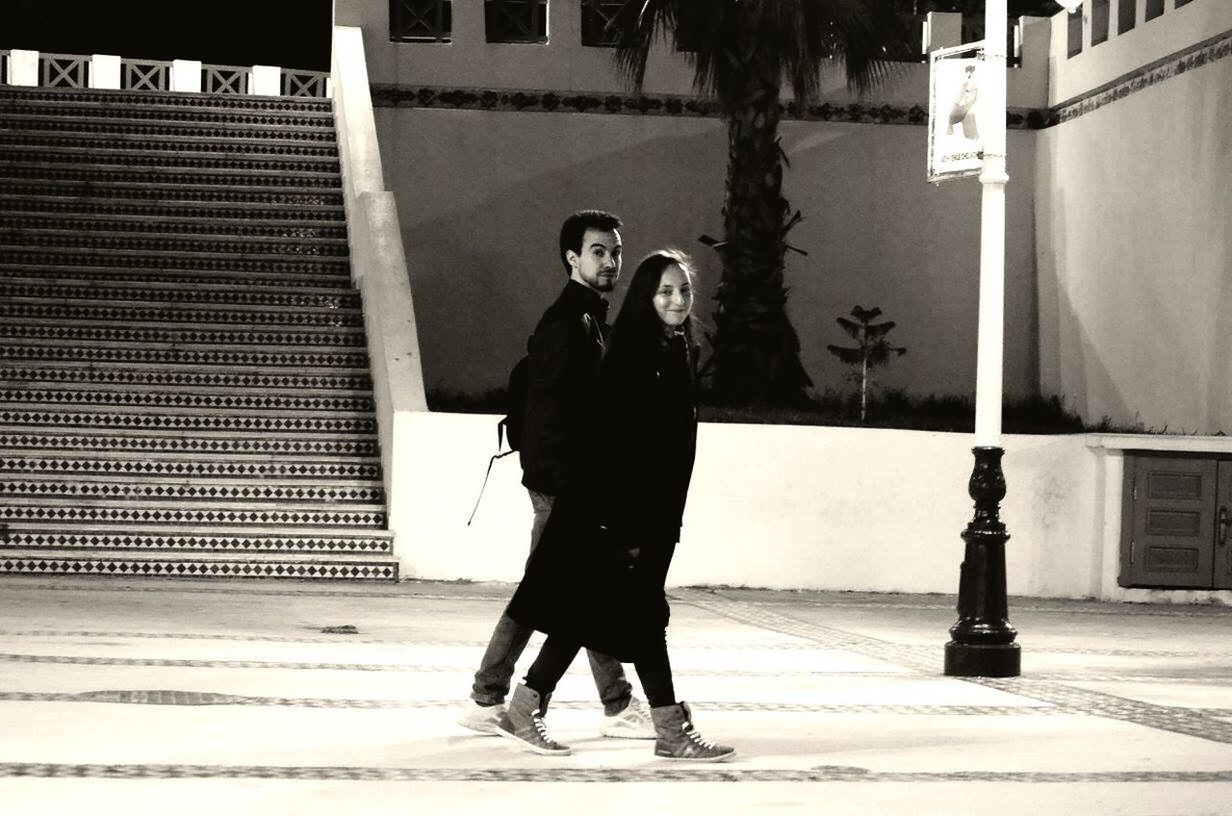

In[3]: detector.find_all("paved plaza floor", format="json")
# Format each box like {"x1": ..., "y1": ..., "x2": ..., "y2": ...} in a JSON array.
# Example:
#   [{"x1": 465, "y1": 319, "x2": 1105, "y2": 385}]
[{"x1": 1, "y1": 576, "x2": 1230, "y2": 814}]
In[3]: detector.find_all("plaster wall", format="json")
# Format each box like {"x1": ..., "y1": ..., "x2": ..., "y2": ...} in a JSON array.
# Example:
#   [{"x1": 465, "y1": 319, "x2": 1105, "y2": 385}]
[
  {"x1": 398, "y1": 413, "x2": 1110, "y2": 599},
  {"x1": 1034, "y1": 47, "x2": 1232, "y2": 433}
]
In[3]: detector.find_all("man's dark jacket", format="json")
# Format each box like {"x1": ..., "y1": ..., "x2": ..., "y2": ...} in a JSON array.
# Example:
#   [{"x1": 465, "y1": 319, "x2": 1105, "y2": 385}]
[{"x1": 519, "y1": 280, "x2": 609, "y2": 495}]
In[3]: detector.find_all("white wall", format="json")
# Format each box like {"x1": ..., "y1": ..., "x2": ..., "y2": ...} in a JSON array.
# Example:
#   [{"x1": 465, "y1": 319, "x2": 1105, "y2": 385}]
[
  {"x1": 1035, "y1": 32, "x2": 1232, "y2": 433},
  {"x1": 675, "y1": 424, "x2": 1102, "y2": 599},
  {"x1": 393, "y1": 413, "x2": 1124, "y2": 600}
]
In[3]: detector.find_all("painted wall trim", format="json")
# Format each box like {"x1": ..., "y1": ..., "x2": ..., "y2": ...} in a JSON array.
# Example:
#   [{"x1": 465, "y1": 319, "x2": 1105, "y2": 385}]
[
  {"x1": 370, "y1": 82, "x2": 1042, "y2": 129},
  {"x1": 1086, "y1": 433, "x2": 1232, "y2": 455},
  {"x1": 1051, "y1": 26, "x2": 1232, "y2": 125}
]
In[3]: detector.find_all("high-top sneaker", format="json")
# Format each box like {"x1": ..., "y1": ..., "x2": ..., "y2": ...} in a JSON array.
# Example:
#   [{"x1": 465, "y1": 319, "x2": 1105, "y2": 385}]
[
  {"x1": 650, "y1": 702, "x2": 735, "y2": 762},
  {"x1": 495, "y1": 683, "x2": 571, "y2": 756},
  {"x1": 599, "y1": 696, "x2": 656, "y2": 739}
]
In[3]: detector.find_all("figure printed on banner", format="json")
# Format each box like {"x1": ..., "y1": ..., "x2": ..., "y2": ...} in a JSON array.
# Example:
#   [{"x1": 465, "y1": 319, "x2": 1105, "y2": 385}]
[{"x1": 947, "y1": 64, "x2": 979, "y2": 141}]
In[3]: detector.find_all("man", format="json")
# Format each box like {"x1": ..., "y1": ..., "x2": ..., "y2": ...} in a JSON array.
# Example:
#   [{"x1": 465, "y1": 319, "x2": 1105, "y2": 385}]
[{"x1": 459, "y1": 210, "x2": 654, "y2": 739}]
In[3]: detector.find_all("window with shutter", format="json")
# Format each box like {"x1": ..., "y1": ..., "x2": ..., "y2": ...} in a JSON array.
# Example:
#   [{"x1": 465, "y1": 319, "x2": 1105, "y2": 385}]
[
  {"x1": 1067, "y1": 9, "x2": 1083, "y2": 58},
  {"x1": 1118, "y1": 0, "x2": 1136, "y2": 35},
  {"x1": 390, "y1": 0, "x2": 452, "y2": 43},
  {"x1": 486, "y1": 0, "x2": 549, "y2": 44},
  {"x1": 581, "y1": 0, "x2": 624, "y2": 48},
  {"x1": 1092, "y1": 0, "x2": 1110, "y2": 45}
]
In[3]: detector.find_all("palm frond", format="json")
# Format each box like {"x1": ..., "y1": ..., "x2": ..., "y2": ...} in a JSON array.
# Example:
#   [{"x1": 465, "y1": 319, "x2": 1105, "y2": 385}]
[
  {"x1": 831, "y1": 0, "x2": 916, "y2": 94},
  {"x1": 610, "y1": 0, "x2": 914, "y2": 104},
  {"x1": 610, "y1": 0, "x2": 672, "y2": 91}
]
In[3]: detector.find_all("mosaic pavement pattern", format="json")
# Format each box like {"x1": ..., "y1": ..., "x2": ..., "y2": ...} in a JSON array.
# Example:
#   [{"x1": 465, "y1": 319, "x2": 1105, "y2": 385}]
[{"x1": 1, "y1": 584, "x2": 1230, "y2": 784}]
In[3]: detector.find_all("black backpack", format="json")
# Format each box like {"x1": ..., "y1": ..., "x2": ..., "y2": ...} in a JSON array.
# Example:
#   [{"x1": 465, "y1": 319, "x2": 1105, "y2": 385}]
[
  {"x1": 467, "y1": 314, "x2": 597, "y2": 524},
  {"x1": 495, "y1": 312, "x2": 596, "y2": 455},
  {"x1": 498, "y1": 353, "x2": 530, "y2": 453},
  {"x1": 467, "y1": 343, "x2": 530, "y2": 525}
]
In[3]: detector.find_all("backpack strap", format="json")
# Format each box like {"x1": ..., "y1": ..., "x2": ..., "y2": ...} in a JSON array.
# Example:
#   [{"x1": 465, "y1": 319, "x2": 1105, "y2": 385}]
[
  {"x1": 496, "y1": 415, "x2": 510, "y2": 453},
  {"x1": 467, "y1": 446, "x2": 516, "y2": 526}
]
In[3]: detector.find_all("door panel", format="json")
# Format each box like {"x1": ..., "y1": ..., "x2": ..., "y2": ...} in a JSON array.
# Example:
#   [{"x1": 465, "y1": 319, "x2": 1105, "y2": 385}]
[{"x1": 1122, "y1": 456, "x2": 1217, "y2": 589}]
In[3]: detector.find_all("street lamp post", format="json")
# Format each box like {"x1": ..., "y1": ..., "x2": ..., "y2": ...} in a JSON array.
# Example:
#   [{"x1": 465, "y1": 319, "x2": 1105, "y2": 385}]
[{"x1": 943, "y1": 0, "x2": 1021, "y2": 678}]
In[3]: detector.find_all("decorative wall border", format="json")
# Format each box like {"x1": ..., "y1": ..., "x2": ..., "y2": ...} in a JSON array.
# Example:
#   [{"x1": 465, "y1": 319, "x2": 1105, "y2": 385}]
[
  {"x1": 1051, "y1": 27, "x2": 1232, "y2": 125},
  {"x1": 372, "y1": 27, "x2": 1232, "y2": 130},
  {"x1": 370, "y1": 83, "x2": 1041, "y2": 130}
]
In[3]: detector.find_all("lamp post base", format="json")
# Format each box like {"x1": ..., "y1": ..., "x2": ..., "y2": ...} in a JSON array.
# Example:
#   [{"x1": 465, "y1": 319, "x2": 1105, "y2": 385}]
[
  {"x1": 944, "y1": 446, "x2": 1021, "y2": 678},
  {"x1": 944, "y1": 641, "x2": 1020, "y2": 677}
]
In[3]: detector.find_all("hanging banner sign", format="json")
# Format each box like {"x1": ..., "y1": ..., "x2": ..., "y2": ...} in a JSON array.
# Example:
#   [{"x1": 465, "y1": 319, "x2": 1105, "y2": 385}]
[{"x1": 928, "y1": 42, "x2": 985, "y2": 182}]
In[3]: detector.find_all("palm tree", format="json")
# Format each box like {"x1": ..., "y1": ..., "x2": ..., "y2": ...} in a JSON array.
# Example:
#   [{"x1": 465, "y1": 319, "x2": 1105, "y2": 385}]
[{"x1": 609, "y1": 0, "x2": 913, "y2": 406}]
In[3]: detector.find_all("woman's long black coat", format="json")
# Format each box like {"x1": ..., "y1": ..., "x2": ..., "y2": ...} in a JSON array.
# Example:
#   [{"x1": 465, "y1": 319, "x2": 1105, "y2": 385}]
[{"x1": 506, "y1": 331, "x2": 697, "y2": 662}]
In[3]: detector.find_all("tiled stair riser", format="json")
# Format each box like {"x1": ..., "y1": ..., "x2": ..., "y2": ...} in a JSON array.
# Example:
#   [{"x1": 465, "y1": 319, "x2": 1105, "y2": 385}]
[{"x1": 2, "y1": 457, "x2": 380, "y2": 480}]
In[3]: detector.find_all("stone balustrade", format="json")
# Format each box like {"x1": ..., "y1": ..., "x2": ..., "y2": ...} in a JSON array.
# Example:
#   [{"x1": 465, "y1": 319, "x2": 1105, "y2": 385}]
[{"x1": 0, "y1": 48, "x2": 329, "y2": 97}]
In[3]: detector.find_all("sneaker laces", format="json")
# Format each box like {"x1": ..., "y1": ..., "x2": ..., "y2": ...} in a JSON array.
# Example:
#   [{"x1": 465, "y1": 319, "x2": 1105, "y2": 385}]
[
  {"x1": 682, "y1": 722, "x2": 717, "y2": 750},
  {"x1": 532, "y1": 712, "x2": 557, "y2": 745}
]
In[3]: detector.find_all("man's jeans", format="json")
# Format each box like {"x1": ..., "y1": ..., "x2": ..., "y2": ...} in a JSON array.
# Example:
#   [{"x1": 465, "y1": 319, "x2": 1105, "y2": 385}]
[{"x1": 470, "y1": 489, "x2": 633, "y2": 715}]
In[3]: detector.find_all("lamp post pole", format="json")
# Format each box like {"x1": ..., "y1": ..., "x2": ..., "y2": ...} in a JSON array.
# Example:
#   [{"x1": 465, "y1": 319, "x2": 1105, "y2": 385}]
[{"x1": 944, "y1": 0, "x2": 1021, "y2": 678}]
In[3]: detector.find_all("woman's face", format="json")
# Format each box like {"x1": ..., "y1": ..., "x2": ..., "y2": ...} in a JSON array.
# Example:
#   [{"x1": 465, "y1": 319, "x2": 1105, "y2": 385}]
[{"x1": 652, "y1": 264, "x2": 693, "y2": 328}]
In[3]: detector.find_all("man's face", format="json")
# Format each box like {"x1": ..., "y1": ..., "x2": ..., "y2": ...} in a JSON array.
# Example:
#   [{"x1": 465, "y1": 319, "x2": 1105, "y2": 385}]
[{"x1": 567, "y1": 228, "x2": 622, "y2": 293}]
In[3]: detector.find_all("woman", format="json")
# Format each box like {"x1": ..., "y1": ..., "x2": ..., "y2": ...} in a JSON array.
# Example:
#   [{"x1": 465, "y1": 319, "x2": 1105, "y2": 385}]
[{"x1": 498, "y1": 249, "x2": 735, "y2": 762}]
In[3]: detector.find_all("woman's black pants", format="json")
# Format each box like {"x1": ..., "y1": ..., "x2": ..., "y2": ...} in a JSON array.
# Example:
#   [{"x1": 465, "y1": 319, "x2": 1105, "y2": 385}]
[{"x1": 524, "y1": 633, "x2": 676, "y2": 709}]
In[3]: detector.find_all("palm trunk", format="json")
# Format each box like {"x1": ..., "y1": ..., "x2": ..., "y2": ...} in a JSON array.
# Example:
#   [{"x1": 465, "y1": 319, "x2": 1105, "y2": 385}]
[{"x1": 709, "y1": 35, "x2": 812, "y2": 407}]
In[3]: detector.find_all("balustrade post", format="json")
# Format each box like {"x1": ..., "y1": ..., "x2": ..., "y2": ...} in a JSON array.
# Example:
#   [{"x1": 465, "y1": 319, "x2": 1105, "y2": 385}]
[
  {"x1": 90, "y1": 54, "x2": 121, "y2": 89},
  {"x1": 170, "y1": 60, "x2": 202, "y2": 93},
  {"x1": 249, "y1": 65, "x2": 281, "y2": 96},
  {"x1": 10, "y1": 49, "x2": 39, "y2": 85}
]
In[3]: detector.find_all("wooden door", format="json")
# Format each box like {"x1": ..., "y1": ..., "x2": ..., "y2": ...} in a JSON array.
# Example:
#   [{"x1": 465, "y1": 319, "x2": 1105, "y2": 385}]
[{"x1": 1121, "y1": 455, "x2": 1218, "y2": 589}]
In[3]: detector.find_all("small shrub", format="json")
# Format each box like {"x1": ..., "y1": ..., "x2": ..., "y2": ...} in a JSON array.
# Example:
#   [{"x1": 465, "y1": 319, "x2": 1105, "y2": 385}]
[{"x1": 825, "y1": 305, "x2": 907, "y2": 422}]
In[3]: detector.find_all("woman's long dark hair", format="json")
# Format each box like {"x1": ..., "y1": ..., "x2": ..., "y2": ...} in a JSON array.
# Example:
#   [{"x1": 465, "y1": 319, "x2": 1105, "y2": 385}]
[{"x1": 608, "y1": 249, "x2": 696, "y2": 354}]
